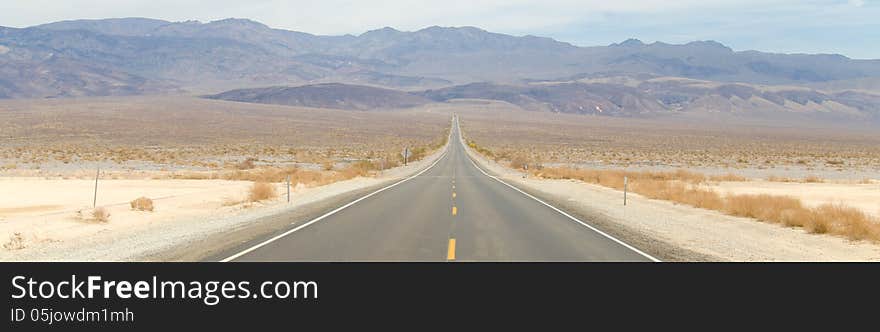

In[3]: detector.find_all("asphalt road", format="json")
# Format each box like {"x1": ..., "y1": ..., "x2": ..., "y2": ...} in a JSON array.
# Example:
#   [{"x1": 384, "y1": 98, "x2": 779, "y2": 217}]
[{"x1": 223, "y1": 117, "x2": 655, "y2": 262}]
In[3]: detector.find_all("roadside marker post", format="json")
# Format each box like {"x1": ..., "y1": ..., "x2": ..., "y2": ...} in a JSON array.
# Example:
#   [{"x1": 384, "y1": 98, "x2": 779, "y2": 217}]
[
  {"x1": 93, "y1": 167, "x2": 99, "y2": 208},
  {"x1": 286, "y1": 175, "x2": 291, "y2": 203},
  {"x1": 623, "y1": 176, "x2": 628, "y2": 206},
  {"x1": 402, "y1": 147, "x2": 411, "y2": 166}
]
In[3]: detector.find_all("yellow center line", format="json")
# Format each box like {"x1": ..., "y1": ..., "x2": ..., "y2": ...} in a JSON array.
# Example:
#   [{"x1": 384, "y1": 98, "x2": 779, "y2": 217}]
[
  {"x1": 447, "y1": 238, "x2": 456, "y2": 261},
  {"x1": 452, "y1": 206, "x2": 457, "y2": 216}
]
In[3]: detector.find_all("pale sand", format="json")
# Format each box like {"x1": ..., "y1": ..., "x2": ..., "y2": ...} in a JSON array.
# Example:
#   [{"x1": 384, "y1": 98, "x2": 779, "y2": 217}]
[
  {"x1": 0, "y1": 146, "x2": 447, "y2": 261},
  {"x1": 710, "y1": 181, "x2": 880, "y2": 218}
]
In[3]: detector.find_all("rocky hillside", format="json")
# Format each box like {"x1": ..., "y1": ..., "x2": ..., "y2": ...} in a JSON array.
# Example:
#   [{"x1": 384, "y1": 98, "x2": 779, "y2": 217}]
[
  {"x1": 206, "y1": 83, "x2": 431, "y2": 110},
  {"x1": 3, "y1": 18, "x2": 880, "y2": 99}
]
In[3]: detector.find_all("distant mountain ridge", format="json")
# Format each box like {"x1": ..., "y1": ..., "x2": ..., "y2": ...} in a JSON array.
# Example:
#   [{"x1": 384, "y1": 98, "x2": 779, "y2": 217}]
[
  {"x1": 2, "y1": 17, "x2": 880, "y2": 122},
  {"x1": 206, "y1": 83, "x2": 431, "y2": 110},
  {"x1": 206, "y1": 79, "x2": 880, "y2": 122}
]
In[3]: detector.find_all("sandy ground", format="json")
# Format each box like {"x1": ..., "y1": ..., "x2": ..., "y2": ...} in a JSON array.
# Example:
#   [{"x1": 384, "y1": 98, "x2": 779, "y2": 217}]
[
  {"x1": 555, "y1": 162, "x2": 880, "y2": 182},
  {"x1": 0, "y1": 178, "x2": 253, "y2": 253},
  {"x1": 0, "y1": 146, "x2": 448, "y2": 261},
  {"x1": 463, "y1": 137, "x2": 880, "y2": 262},
  {"x1": 711, "y1": 181, "x2": 880, "y2": 218}
]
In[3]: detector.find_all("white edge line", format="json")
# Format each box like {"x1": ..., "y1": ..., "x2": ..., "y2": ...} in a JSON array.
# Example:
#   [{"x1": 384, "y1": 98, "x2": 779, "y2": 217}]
[
  {"x1": 221, "y1": 142, "x2": 451, "y2": 262},
  {"x1": 457, "y1": 121, "x2": 661, "y2": 262}
]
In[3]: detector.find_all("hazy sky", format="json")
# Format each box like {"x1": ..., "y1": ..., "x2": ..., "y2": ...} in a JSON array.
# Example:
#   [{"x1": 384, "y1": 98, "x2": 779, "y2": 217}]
[{"x1": 1, "y1": 0, "x2": 878, "y2": 58}]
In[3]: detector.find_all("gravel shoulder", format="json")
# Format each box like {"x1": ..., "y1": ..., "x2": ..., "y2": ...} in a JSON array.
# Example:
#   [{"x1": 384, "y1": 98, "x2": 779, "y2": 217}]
[{"x1": 463, "y1": 138, "x2": 880, "y2": 262}]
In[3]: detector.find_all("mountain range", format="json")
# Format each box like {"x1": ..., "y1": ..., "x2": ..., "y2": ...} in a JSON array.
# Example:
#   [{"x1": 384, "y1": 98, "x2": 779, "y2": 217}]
[{"x1": 2, "y1": 17, "x2": 879, "y2": 121}]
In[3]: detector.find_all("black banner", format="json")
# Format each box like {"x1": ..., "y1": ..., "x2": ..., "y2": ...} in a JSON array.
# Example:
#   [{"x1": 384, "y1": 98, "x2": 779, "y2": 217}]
[{"x1": 3, "y1": 263, "x2": 877, "y2": 330}]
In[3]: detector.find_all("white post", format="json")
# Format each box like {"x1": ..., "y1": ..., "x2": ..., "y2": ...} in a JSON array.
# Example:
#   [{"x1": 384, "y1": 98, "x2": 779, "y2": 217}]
[{"x1": 623, "y1": 176, "x2": 628, "y2": 206}]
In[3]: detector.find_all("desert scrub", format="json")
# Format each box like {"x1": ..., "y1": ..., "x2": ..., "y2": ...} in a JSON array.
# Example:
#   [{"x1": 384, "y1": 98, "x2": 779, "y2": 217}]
[
  {"x1": 130, "y1": 197, "x2": 155, "y2": 212},
  {"x1": 534, "y1": 167, "x2": 880, "y2": 243},
  {"x1": 709, "y1": 173, "x2": 748, "y2": 182},
  {"x1": 248, "y1": 182, "x2": 278, "y2": 202},
  {"x1": 3, "y1": 233, "x2": 25, "y2": 250},
  {"x1": 76, "y1": 207, "x2": 111, "y2": 223}
]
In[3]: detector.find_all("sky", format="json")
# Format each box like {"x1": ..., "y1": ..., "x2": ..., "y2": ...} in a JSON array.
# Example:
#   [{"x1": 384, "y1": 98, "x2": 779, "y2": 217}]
[{"x1": 1, "y1": 0, "x2": 878, "y2": 59}]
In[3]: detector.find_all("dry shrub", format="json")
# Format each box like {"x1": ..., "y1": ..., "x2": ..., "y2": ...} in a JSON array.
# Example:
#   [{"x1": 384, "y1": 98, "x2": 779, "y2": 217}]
[
  {"x1": 724, "y1": 194, "x2": 803, "y2": 222},
  {"x1": 807, "y1": 204, "x2": 880, "y2": 240},
  {"x1": 768, "y1": 175, "x2": 823, "y2": 183},
  {"x1": 710, "y1": 173, "x2": 747, "y2": 182},
  {"x1": 3, "y1": 232, "x2": 25, "y2": 250},
  {"x1": 535, "y1": 166, "x2": 880, "y2": 243},
  {"x1": 379, "y1": 157, "x2": 400, "y2": 169},
  {"x1": 236, "y1": 158, "x2": 257, "y2": 170},
  {"x1": 802, "y1": 175, "x2": 824, "y2": 183},
  {"x1": 224, "y1": 167, "x2": 317, "y2": 183},
  {"x1": 669, "y1": 169, "x2": 707, "y2": 183},
  {"x1": 537, "y1": 167, "x2": 705, "y2": 190},
  {"x1": 248, "y1": 182, "x2": 277, "y2": 202},
  {"x1": 509, "y1": 156, "x2": 529, "y2": 170},
  {"x1": 767, "y1": 175, "x2": 795, "y2": 182},
  {"x1": 130, "y1": 197, "x2": 154, "y2": 212},
  {"x1": 92, "y1": 207, "x2": 111, "y2": 222},
  {"x1": 677, "y1": 186, "x2": 726, "y2": 210},
  {"x1": 334, "y1": 161, "x2": 373, "y2": 180},
  {"x1": 224, "y1": 162, "x2": 378, "y2": 191},
  {"x1": 467, "y1": 140, "x2": 494, "y2": 159},
  {"x1": 171, "y1": 172, "x2": 218, "y2": 180}
]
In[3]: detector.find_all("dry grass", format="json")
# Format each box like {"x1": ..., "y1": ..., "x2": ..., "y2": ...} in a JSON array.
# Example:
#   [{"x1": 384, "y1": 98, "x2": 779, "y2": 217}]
[
  {"x1": 92, "y1": 207, "x2": 111, "y2": 223},
  {"x1": 236, "y1": 158, "x2": 257, "y2": 170},
  {"x1": 767, "y1": 175, "x2": 825, "y2": 183},
  {"x1": 248, "y1": 182, "x2": 278, "y2": 202},
  {"x1": 537, "y1": 167, "x2": 706, "y2": 190},
  {"x1": 2, "y1": 232, "x2": 25, "y2": 250},
  {"x1": 509, "y1": 155, "x2": 530, "y2": 170},
  {"x1": 222, "y1": 162, "x2": 375, "y2": 185},
  {"x1": 709, "y1": 173, "x2": 748, "y2": 182},
  {"x1": 130, "y1": 197, "x2": 154, "y2": 212},
  {"x1": 534, "y1": 166, "x2": 880, "y2": 243},
  {"x1": 802, "y1": 175, "x2": 824, "y2": 183}
]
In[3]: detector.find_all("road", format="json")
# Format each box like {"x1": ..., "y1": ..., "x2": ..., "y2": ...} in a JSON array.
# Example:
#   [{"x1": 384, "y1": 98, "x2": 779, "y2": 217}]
[{"x1": 222, "y1": 116, "x2": 656, "y2": 262}]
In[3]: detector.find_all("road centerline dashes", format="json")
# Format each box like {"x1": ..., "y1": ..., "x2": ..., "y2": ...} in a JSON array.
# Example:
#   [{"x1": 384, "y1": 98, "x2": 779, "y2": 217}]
[{"x1": 447, "y1": 238, "x2": 456, "y2": 261}]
